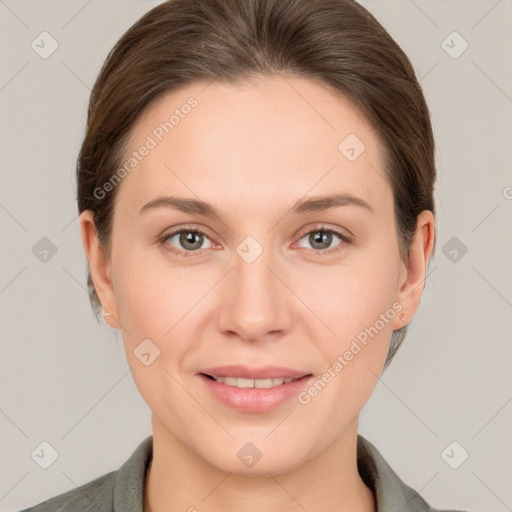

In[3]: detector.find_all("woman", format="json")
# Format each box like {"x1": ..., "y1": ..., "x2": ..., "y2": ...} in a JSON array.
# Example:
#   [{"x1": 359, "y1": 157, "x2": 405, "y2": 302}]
[{"x1": 20, "y1": 0, "x2": 470, "y2": 510}]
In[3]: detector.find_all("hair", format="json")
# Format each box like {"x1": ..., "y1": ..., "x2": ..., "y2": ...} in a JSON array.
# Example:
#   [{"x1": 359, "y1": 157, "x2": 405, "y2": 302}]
[{"x1": 76, "y1": 0, "x2": 436, "y2": 368}]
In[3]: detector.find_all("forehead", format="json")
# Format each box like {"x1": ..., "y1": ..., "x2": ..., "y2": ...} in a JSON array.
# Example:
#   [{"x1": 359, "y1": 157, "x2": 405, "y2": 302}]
[{"x1": 116, "y1": 75, "x2": 390, "y2": 217}]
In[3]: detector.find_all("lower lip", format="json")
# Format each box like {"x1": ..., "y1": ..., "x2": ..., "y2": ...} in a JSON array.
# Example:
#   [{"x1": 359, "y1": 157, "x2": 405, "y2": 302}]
[{"x1": 198, "y1": 374, "x2": 313, "y2": 413}]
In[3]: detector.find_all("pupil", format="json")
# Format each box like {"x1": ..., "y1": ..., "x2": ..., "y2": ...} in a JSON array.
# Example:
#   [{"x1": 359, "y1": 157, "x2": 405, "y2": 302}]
[
  {"x1": 312, "y1": 231, "x2": 331, "y2": 249},
  {"x1": 181, "y1": 231, "x2": 202, "y2": 250}
]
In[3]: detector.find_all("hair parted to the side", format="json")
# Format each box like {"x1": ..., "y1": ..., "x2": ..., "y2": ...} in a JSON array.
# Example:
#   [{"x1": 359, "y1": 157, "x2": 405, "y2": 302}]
[{"x1": 77, "y1": 0, "x2": 436, "y2": 368}]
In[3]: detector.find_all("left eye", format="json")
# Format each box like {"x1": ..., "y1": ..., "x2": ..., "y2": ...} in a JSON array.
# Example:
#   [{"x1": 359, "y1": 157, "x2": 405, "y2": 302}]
[{"x1": 297, "y1": 229, "x2": 346, "y2": 251}]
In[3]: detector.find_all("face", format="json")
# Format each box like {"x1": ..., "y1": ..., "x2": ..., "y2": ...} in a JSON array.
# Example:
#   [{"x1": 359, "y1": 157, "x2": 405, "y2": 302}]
[{"x1": 82, "y1": 75, "x2": 432, "y2": 475}]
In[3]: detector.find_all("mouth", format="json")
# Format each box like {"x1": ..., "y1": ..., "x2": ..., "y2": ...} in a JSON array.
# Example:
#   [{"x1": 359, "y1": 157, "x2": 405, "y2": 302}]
[
  {"x1": 197, "y1": 365, "x2": 314, "y2": 413},
  {"x1": 201, "y1": 373, "x2": 310, "y2": 389}
]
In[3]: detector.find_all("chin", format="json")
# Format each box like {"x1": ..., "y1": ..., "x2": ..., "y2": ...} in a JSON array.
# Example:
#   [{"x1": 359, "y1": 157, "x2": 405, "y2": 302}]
[
  {"x1": 199, "y1": 438, "x2": 307, "y2": 477},
  {"x1": 213, "y1": 454, "x2": 302, "y2": 477}
]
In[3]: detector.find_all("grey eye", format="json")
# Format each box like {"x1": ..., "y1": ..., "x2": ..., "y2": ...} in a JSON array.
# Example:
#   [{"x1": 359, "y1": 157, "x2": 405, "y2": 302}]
[
  {"x1": 166, "y1": 230, "x2": 213, "y2": 251},
  {"x1": 298, "y1": 230, "x2": 342, "y2": 250}
]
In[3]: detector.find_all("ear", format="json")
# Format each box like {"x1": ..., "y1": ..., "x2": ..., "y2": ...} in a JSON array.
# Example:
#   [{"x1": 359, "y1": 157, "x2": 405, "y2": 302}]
[
  {"x1": 79, "y1": 210, "x2": 120, "y2": 330},
  {"x1": 392, "y1": 210, "x2": 436, "y2": 330}
]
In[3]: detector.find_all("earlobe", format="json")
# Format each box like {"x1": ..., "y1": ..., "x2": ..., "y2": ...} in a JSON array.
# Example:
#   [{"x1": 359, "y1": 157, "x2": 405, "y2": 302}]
[
  {"x1": 79, "y1": 210, "x2": 119, "y2": 329},
  {"x1": 392, "y1": 210, "x2": 435, "y2": 330}
]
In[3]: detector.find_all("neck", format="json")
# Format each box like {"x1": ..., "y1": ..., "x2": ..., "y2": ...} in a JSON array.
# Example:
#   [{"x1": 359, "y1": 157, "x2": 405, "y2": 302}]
[{"x1": 144, "y1": 415, "x2": 375, "y2": 512}]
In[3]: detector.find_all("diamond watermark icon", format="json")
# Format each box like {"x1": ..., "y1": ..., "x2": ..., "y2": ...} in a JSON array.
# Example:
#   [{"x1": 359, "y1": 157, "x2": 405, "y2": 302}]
[
  {"x1": 31, "y1": 441, "x2": 59, "y2": 469},
  {"x1": 338, "y1": 133, "x2": 366, "y2": 161},
  {"x1": 441, "y1": 441, "x2": 469, "y2": 469},
  {"x1": 237, "y1": 442, "x2": 263, "y2": 468},
  {"x1": 134, "y1": 338, "x2": 161, "y2": 366},
  {"x1": 442, "y1": 236, "x2": 468, "y2": 263},
  {"x1": 236, "y1": 236, "x2": 263, "y2": 264},
  {"x1": 31, "y1": 31, "x2": 59, "y2": 59},
  {"x1": 441, "y1": 31, "x2": 468, "y2": 59},
  {"x1": 32, "y1": 237, "x2": 58, "y2": 263}
]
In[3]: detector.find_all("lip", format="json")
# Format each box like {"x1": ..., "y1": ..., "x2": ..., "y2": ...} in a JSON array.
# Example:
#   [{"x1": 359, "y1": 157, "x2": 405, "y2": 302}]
[
  {"x1": 199, "y1": 365, "x2": 310, "y2": 380},
  {"x1": 197, "y1": 366, "x2": 313, "y2": 413}
]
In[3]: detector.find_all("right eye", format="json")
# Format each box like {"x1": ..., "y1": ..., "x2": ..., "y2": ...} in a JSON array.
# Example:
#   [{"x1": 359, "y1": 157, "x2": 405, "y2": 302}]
[{"x1": 160, "y1": 227, "x2": 214, "y2": 257}]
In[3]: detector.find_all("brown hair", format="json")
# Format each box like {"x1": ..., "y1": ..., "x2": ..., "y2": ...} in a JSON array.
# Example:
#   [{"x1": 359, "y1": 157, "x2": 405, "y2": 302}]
[{"x1": 77, "y1": 0, "x2": 436, "y2": 368}]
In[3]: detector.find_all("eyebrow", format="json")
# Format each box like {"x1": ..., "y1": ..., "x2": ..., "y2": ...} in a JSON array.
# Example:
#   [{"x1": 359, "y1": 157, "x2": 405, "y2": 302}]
[{"x1": 138, "y1": 192, "x2": 374, "y2": 218}]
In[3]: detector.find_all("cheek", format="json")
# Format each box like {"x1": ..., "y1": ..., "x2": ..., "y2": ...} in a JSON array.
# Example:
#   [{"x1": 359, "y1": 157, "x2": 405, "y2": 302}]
[
  {"x1": 295, "y1": 266, "x2": 397, "y2": 428},
  {"x1": 113, "y1": 269, "x2": 167, "y2": 339},
  {"x1": 306, "y1": 256, "x2": 399, "y2": 341},
  {"x1": 111, "y1": 243, "x2": 191, "y2": 336},
  {"x1": 110, "y1": 254, "x2": 195, "y2": 409},
  {"x1": 298, "y1": 246, "x2": 400, "y2": 406}
]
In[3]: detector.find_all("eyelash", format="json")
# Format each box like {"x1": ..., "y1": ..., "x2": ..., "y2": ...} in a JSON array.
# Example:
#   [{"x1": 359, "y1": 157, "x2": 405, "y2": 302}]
[{"x1": 159, "y1": 224, "x2": 352, "y2": 258}]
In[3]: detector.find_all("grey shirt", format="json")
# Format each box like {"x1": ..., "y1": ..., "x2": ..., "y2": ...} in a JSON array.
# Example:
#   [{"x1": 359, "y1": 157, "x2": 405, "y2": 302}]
[{"x1": 19, "y1": 434, "x2": 469, "y2": 512}]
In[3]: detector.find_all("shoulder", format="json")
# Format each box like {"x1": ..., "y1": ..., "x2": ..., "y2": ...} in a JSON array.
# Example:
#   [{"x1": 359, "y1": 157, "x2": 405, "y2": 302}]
[
  {"x1": 432, "y1": 509, "x2": 474, "y2": 512},
  {"x1": 357, "y1": 435, "x2": 473, "y2": 512},
  {"x1": 18, "y1": 435, "x2": 153, "y2": 512},
  {"x1": 17, "y1": 470, "x2": 117, "y2": 512}
]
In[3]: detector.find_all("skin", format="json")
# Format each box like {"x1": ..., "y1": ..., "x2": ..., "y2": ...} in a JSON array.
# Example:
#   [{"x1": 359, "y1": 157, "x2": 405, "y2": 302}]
[{"x1": 80, "y1": 75, "x2": 435, "y2": 512}]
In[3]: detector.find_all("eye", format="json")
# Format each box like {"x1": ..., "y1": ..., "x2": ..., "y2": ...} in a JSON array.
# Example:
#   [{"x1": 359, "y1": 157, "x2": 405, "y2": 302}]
[
  {"x1": 296, "y1": 226, "x2": 351, "y2": 255},
  {"x1": 161, "y1": 227, "x2": 214, "y2": 257},
  {"x1": 160, "y1": 224, "x2": 351, "y2": 258}
]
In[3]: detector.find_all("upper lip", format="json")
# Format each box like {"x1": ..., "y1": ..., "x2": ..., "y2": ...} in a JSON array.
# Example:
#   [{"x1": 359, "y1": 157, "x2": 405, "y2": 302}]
[{"x1": 199, "y1": 365, "x2": 311, "y2": 380}]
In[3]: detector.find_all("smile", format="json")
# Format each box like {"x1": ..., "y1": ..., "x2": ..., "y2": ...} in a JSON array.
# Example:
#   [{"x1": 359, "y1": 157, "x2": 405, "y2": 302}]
[
  {"x1": 203, "y1": 374, "x2": 301, "y2": 388},
  {"x1": 198, "y1": 371, "x2": 313, "y2": 413}
]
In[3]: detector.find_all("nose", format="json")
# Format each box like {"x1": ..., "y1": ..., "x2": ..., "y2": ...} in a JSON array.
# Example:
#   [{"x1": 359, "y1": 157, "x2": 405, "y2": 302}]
[{"x1": 216, "y1": 246, "x2": 294, "y2": 343}]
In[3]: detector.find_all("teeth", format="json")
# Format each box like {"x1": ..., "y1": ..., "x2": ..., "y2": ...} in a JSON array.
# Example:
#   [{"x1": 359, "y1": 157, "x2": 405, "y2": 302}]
[{"x1": 212, "y1": 376, "x2": 298, "y2": 388}]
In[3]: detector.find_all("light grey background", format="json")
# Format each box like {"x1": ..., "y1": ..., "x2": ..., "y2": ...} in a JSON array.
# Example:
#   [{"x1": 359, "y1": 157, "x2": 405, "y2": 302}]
[{"x1": 1, "y1": 1, "x2": 511, "y2": 511}]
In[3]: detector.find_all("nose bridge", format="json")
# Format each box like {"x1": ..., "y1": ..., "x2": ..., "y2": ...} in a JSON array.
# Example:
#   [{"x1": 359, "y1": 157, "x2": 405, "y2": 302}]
[
  {"x1": 235, "y1": 245, "x2": 275, "y2": 302},
  {"x1": 217, "y1": 236, "x2": 291, "y2": 340}
]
